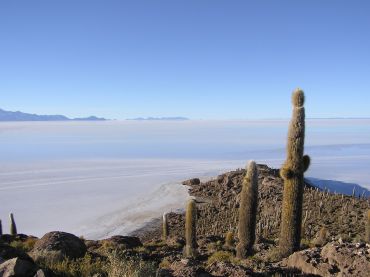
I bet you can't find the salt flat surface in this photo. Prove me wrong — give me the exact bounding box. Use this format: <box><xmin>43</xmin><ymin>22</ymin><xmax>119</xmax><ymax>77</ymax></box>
<box><xmin>0</xmin><ymin>120</ymin><xmax>369</xmax><ymax>238</ymax></box>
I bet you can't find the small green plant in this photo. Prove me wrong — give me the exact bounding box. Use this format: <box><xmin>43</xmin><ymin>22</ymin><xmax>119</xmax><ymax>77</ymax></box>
<box><xmin>236</xmin><ymin>161</ymin><xmax>258</xmax><ymax>259</ymax></box>
<box><xmin>134</xmin><ymin>246</ymin><xmax>150</xmax><ymax>255</ymax></box>
<box><xmin>207</xmin><ymin>251</ymin><xmax>236</xmax><ymax>265</ymax></box>
<box><xmin>9</xmin><ymin>213</ymin><xmax>17</xmax><ymax>236</ymax></box>
<box><xmin>207</xmin><ymin>241</ymin><xmax>223</xmax><ymax>253</ymax></box>
<box><xmin>106</xmin><ymin>251</ymin><xmax>157</xmax><ymax>277</ymax></box>
<box><xmin>159</xmin><ymin>257</ymin><xmax>171</xmax><ymax>269</ymax></box>
<box><xmin>38</xmin><ymin>254</ymin><xmax>106</xmax><ymax>277</ymax></box>
<box><xmin>144</xmin><ymin>240</ymin><xmax>166</xmax><ymax>248</ymax></box>
<box><xmin>183</xmin><ymin>199</ymin><xmax>197</xmax><ymax>258</ymax></box>
<box><xmin>10</xmin><ymin>237</ymin><xmax>37</xmax><ymax>252</ymax></box>
<box><xmin>300</xmin><ymin>238</ymin><xmax>313</xmax><ymax>249</ymax></box>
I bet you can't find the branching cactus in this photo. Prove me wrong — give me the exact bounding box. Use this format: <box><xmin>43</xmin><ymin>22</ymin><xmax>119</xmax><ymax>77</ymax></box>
<box><xmin>162</xmin><ymin>212</ymin><xmax>169</xmax><ymax>241</ymax></box>
<box><xmin>279</xmin><ymin>89</ymin><xmax>310</xmax><ymax>258</ymax></box>
<box><xmin>236</xmin><ymin>161</ymin><xmax>258</xmax><ymax>258</ymax></box>
<box><xmin>184</xmin><ymin>199</ymin><xmax>197</xmax><ymax>258</ymax></box>
<box><xmin>366</xmin><ymin>210</ymin><xmax>370</xmax><ymax>243</ymax></box>
<box><xmin>9</xmin><ymin>213</ymin><xmax>17</xmax><ymax>236</ymax></box>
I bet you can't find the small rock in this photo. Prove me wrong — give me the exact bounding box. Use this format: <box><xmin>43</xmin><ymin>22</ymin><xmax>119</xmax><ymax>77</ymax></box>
<box><xmin>33</xmin><ymin>269</ymin><xmax>48</xmax><ymax>277</ymax></box>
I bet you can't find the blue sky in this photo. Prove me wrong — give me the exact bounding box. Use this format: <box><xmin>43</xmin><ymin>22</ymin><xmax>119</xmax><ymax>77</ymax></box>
<box><xmin>0</xmin><ymin>0</ymin><xmax>369</xmax><ymax>119</ymax></box>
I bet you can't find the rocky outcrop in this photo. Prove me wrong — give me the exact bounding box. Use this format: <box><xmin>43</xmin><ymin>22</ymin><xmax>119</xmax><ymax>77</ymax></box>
<box><xmin>0</xmin><ymin>257</ymin><xmax>37</xmax><ymax>277</ymax></box>
<box><xmin>30</xmin><ymin>231</ymin><xmax>86</xmax><ymax>263</ymax></box>
<box><xmin>182</xmin><ymin>178</ymin><xmax>201</xmax><ymax>187</ymax></box>
<box><xmin>163</xmin><ymin>165</ymin><xmax>369</xmax><ymax>245</ymax></box>
<box><xmin>281</xmin><ymin>242</ymin><xmax>370</xmax><ymax>276</ymax></box>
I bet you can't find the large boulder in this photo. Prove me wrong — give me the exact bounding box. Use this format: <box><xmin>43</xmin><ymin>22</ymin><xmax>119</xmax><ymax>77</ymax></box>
<box><xmin>0</xmin><ymin>257</ymin><xmax>38</xmax><ymax>277</ymax></box>
<box><xmin>101</xmin><ymin>235</ymin><xmax>142</xmax><ymax>249</ymax></box>
<box><xmin>30</xmin><ymin>231</ymin><xmax>86</xmax><ymax>263</ymax></box>
<box><xmin>281</xmin><ymin>242</ymin><xmax>370</xmax><ymax>277</ymax></box>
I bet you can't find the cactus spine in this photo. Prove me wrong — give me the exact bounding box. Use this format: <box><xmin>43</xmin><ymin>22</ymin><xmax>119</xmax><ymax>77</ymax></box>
<box><xmin>9</xmin><ymin>213</ymin><xmax>17</xmax><ymax>236</ymax></box>
<box><xmin>162</xmin><ymin>212</ymin><xmax>169</xmax><ymax>241</ymax></box>
<box><xmin>366</xmin><ymin>210</ymin><xmax>370</xmax><ymax>243</ymax></box>
<box><xmin>184</xmin><ymin>199</ymin><xmax>197</xmax><ymax>258</ymax></box>
<box><xmin>236</xmin><ymin>161</ymin><xmax>258</xmax><ymax>258</ymax></box>
<box><xmin>279</xmin><ymin>89</ymin><xmax>310</xmax><ymax>257</ymax></box>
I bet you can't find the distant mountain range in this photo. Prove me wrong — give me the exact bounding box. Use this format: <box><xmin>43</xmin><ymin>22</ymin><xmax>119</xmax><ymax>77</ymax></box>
<box><xmin>127</xmin><ymin>117</ymin><xmax>189</xmax><ymax>121</ymax></box>
<box><xmin>306</xmin><ymin>177</ymin><xmax>370</xmax><ymax>197</ymax></box>
<box><xmin>0</xmin><ymin>108</ymin><xmax>107</xmax><ymax>121</ymax></box>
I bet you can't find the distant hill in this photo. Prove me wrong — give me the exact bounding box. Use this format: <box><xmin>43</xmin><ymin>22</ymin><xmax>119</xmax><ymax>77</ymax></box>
<box><xmin>127</xmin><ymin>117</ymin><xmax>189</xmax><ymax>121</ymax></box>
<box><xmin>306</xmin><ymin>177</ymin><xmax>370</xmax><ymax>197</ymax></box>
<box><xmin>0</xmin><ymin>108</ymin><xmax>107</xmax><ymax>121</ymax></box>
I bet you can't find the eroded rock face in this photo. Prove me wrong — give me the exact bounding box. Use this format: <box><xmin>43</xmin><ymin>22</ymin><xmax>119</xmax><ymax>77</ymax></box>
<box><xmin>0</xmin><ymin>257</ymin><xmax>37</xmax><ymax>277</ymax></box>
<box><xmin>30</xmin><ymin>231</ymin><xmax>86</xmax><ymax>263</ymax></box>
<box><xmin>282</xmin><ymin>242</ymin><xmax>370</xmax><ymax>277</ymax></box>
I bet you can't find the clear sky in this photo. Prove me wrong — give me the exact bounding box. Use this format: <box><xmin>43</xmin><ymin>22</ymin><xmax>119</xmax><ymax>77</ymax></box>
<box><xmin>0</xmin><ymin>0</ymin><xmax>369</xmax><ymax>120</ymax></box>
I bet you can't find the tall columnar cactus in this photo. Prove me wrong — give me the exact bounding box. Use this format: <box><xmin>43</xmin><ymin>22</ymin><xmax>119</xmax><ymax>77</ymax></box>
<box><xmin>184</xmin><ymin>199</ymin><xmax>197</xmax><ymax>258</ymax></box>
<box><xmin>366</xmin><ymin>210</ymin><xmax>370</xmax><ymax>243</ymax></box>
<box><xmin>0</xmin><ymin>219</ymin><xmax>2</xmax><ymax>236</ymax></box>
<box><xmin>236</xmin><ymin>161</ymin><xmax>258</xmax><ymax>258</ymax></box>
<box><xmin>162</xmin><ymin>212</ymin><xmax>169</xmax><ymax>241</ymax></box>
<box><xmin>279</xmin><ymin>89</ymin><xmax>310</xmax><ymax>257</ymax></box>
<box><xmin>9</xmin><ymin>213</ymin><xmax>17</xmax><ymax>236</ymax></box>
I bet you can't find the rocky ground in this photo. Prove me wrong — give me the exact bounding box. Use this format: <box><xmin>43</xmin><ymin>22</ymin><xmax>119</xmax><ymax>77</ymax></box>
<box><xmin>1</xmin><ymin>164</ymin><xmax>369</xmax><ymax>276</ymax></box>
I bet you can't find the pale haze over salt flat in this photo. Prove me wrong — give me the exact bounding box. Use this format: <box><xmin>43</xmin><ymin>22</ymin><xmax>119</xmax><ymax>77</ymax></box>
<box><xmin>0</xmin><ymin>119</ymin><xmax>369</xmax><ymax>239</ymax></box>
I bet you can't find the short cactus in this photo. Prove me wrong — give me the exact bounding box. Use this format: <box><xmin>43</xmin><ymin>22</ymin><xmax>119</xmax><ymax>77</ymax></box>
<box><xmin>162</xmin><ymin>212</ymin><xmax>169</xmax><ymax>241</ymax></box>
<box><xmin>9</xmin><ymin>213</ymin><xmax>17</xmax><ymax>236</ymax></box>
<box><xmin>236</xmin><ymin>161</ymin><xmax>258</xmax><ymax>258</ymax></box>
<box><xmin>366</xmin><ymin>210</ymin><xmax>370</xmax><ymax>243</ymax></box>
<box><xmin>224</xmin><ymin>231</ymin><xmax>234</xmax><ymax>249</ymax></box>
<box><xmin>184</xmin><ymin>199</ymin><xmax>197</xmax><ymax>258</ymax></box>
<box><xmin>279</xmin><ymin>89</ymin><xmax>310</xmax><ymax>257</ymax></box>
